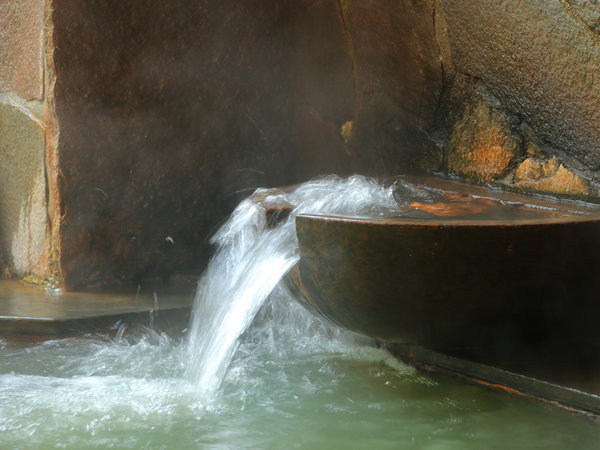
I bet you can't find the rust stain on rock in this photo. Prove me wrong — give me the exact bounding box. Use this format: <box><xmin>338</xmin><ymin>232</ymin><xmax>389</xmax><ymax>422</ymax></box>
<box><xmin>515</xmin><ymin>157</ymin><xmax>590</xmax><ymax>197</ymax></box>
<box><xmin>340</xmin><ymin>120</ymin><xmax>354</xmax><ymax>147</ymax></box>
<box><xmin>449</xmin><ymin>100</ymin><xmax>521</xmax><ymax>183</ymax></box>
<box><xmin>42</xmin><ymin>1</ymin><xmax>64</xmax><ymax>288</ymax></box>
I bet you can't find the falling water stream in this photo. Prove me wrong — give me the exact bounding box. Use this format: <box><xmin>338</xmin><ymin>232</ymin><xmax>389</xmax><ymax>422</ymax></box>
<box><xmin>185</xmin><ymin>175</ymin><xmax>401</xmax><ymax>391</ymax></box>
<box><xmin>0</xmin><ymin>176</ymin><xmax>599</xmax><ymax>448</ymax></box>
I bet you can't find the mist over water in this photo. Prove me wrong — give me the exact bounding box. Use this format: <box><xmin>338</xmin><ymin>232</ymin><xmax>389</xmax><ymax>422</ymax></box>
<box><xmin>0</xmin><ymin>175</ymin><xmax>599</xmax><ymax>448</ymax></box>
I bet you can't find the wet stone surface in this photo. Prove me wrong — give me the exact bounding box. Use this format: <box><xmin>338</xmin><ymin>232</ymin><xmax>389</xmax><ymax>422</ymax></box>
<box><xmin>0</xmin><ymin>280</ymin><xmax>194</xmax><ymax>335</ymax></box>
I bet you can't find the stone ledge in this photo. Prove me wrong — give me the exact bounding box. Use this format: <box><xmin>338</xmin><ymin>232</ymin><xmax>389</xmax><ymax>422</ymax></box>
<box><xmin>0</xmin><ymin>280</ymin><xmax>193</xmax><ymax>335</ymax></box>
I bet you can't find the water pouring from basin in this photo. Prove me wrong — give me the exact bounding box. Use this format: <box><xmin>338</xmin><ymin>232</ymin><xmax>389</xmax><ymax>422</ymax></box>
<box><xmin>185</xmin><ymin>175</ymin><xmax>404</xmax><ymax>391</ymax></box>
<box><xmin>187</xmin><ymin>173</ymin><xmax>600</xmax><ymax>398</ymax></box>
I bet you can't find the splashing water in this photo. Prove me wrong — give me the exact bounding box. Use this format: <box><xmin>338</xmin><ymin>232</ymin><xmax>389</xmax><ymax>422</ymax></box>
<box><xmin>185</xmin><ymin>175</ymin><xmax>403</xmax><ymax>391</ymax></box>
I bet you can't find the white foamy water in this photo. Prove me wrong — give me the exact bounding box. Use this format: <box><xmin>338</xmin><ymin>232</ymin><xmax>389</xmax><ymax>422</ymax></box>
<box><xmin>185</xmin><ymin>175</ymin><xmax>403</xmax><ymax>391</ymax></box>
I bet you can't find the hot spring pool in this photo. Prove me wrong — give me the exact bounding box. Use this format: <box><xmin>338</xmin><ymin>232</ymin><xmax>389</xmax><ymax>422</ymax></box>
<box><xmin>0</xmin><ymin>291</ymin><xmax>598</xmax><ymax>449</ymax></box>
<box><xmin>1</xmin><ymin>176</ymin><xmax>599</xmax><ymax>448</ymax></box>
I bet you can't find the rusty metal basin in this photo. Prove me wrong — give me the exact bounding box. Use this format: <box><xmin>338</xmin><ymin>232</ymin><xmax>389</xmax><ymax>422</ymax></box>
<box><xmin>284</xmin><ymin>177</ymin><xmax>600</xmax><ymax>363</ymax></box>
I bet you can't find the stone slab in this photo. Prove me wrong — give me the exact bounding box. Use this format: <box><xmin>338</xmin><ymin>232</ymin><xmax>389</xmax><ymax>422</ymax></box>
<box><xmin>0</xmin><ymin>100</ymin><xmax>50</xmax><ymax>278</ymax></box>
<box><xmin>0</xmin><ymin>0</ymin><xmax>45</xmax><ymax>100</ymax></box>
<box><xmin>340</xmin><ymin>0</ymin><xmax>444</xmax><ymax>174</ymax></box>
<box><xmin>50</xmin><ymin>0</ymin><xmax>301</xmax><ymax>287</ymax></box>
<box><xmin>0</xmin><ymin>280</ymin><xmax>194</xmax><ymax>335</ymax></box>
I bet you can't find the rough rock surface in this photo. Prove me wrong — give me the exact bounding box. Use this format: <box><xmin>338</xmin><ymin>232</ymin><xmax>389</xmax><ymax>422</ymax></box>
<box><xmin>0</xmin><ymin>0</ymin><xmax>45</xmax><ymax>100</ymax></box>
<box><xmin>439</xmin><ymin>0</ymin><xmax>600</xmax><ymax>173</ymax></box>
<box><xmin>448</xmin><ymin>100</ymin><xmax>522</xmax><ymax>183</ymax></box>
<box><xmin>566</xmin><ymin>0</ymin><xmax>600</xmax><ymax>32</ymax></box>
<box><xmin>515</xmin><ymin>158</ymin><xmax>591</xmax><ymax>198</ymax></box>
<box><xmin>0</xmin><ymin>100</ymin><xmax>50</xmax><ymax>277</ymax></box>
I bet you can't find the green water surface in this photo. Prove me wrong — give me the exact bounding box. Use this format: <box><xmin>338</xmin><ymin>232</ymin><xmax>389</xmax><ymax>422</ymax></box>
<box><xmin>0</xmin><ymin>296</ymin><xmax>598</xmax><ymax>449</ymax></box>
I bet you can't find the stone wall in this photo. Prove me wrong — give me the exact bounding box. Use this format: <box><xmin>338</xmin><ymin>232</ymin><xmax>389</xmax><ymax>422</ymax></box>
<box><xmin>1</xmin><ymin>0</ymin><xmax>600</xmax><ymax>287</ymax></box>
<box><xmin>50</xmin><ymin>0</ymin><xmax>298</xmax><ymax>286</ymax></box>
<box><xmin>0</xmin><ymin>0</ymin><xmax>52</xmax><ymax>281</ymax></box>
<box><xmin>437</xmin><ymin>0</ymin><xmax>600</xmax><ymax>199</ymax></box>
<box><xmin>47</xmin><ymin>0</ymin><xmax>359</xmax><ymax>286</ymax></box>
<box><xmin>329</xmin><ymin>0</ymin><xmax>600</xmax><ymax>200</ymax></box>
